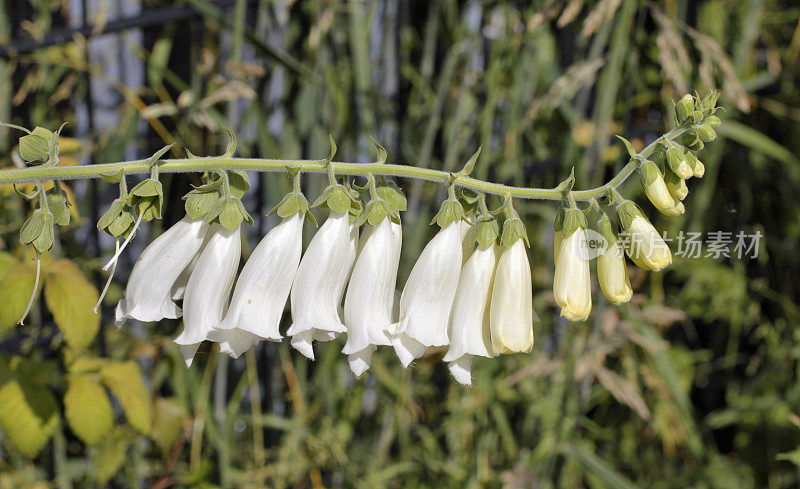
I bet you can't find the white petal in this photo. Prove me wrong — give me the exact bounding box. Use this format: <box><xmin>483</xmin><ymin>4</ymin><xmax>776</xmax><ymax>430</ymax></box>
<box><xmin>288</xmin><ymin>211</ymin><xmax>357</xmax><ymax>359</ymax></box>
<box><xmin>216</xmin><ymin>329</ymin><xmax>261</xmax><ymax>359</ymax></box>
<box><xmin>389</xmin><ymin>221</ymin><xmax>462</xmax><ymax>365</ymax></box>
<box><xmin>348</xmin><ymin>345</ymin><xmax>376</xmax><ymax>378</ymax></box>
<box><xmin>173</xmin><ymin>225</ymin><xmax>241</xmax><ymax>365</ymax></box>
<box><xmin>343</xmin><ymin>219</ymin><xmax>401</xmax><ymax>356</ymax></box>
<box><xmin>116</xmin><ymin>217</ymin><xmax>208</xmax><ymax>325</ymax></box>
<box><xmin>447</xmin><ymin>355</ymin><xmax>474</xmax><ymax>387</ymax></box>
<box><xmin>213</xmin><ymin>213</ymin><xmax>304</xmax><ymax>344</ymax></box>
<box><xmin>444</xmin><ymin>244</ymin><xmax>496</xmax><ymax>363</ymax></box>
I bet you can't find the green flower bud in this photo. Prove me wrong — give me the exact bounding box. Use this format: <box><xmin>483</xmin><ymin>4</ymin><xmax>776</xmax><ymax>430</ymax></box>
<box><xmin>665</xmin><ymin>147</ymin><xmax>693</xmax><ymax>179</ymax></box>
<box><xmin>676</xmin><ymin>94</ymin><xmax>694</xmax><ymax>122</ymax></box>
<box><xmin>640</xmin><ymin>160</ymin><xmax>680</xmax><ymax>215</ymax></box>
<box><xmin>431</xmin><ymin>198</ymin><xmax>465</xmax><ymax>228</ymax></box>
<box><xmin>696</xmin><ymin>124</ymin><xmax>716</xmax><ymax>142</ymax></box>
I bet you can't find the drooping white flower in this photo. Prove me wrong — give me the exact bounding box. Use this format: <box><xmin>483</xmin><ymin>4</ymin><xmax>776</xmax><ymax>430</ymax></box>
<box><xmin>618</xmin><ymin>201</ymin><xmax>672</xmax><ymax>271</ymax></box>
<box><xmin>553</xmin><ymin>224</ymin><xmax>592</xmax><ymax>322</ymax></box>
<box><xmin>115</xmin><ymin>216</ymin><xmax>209</xmax><ymax>327</ymax></box>
<box><xmin>343</xmin><ymin>217</ymin><xmax>402</xmax><ymax>377</ymax></box>
<box><xmin>490</xmin><ymin>239</ymin><xmax>536</xmax><ymax>354</ymax></box>
<box><xmin>388</xmin><ymin>220</ymin><xmax>463</xmax><ymax>367</ymax></box>
<box><xmin>596</xmin><ymin>216</ymin><xmax>632</xmax><ymax>304</ymax></box>
<box><xmin>211</xmin><ymin>213</ymin><xmax>305</xmax><ymax>359</ymax></box>
<box><xmin>287</xmin><ymin>211</ymin><xmax>358</xmax><ymax>360</ymax></box>
<box><xmin>172</xmin><ymin>225</ymin><xmax>241</xmax><ymax>366</ymax></box>
<box><xmin>443</xmin><ymin>243</ymin><xmax>497</xmax><ymax>386</ymax></box>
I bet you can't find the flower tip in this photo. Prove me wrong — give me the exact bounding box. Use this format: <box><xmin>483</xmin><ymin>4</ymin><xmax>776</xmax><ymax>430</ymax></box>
<box><xmin>390</xmin><ymin>334</ymin><xmax>427</xmax><ymax>368</ymax></box>
<box><xmin>448</xmin><ymin>357</ymin><xmax>474</xmax><ymax>387</ymax></box>
<box><xmin>347</xmin><ymin>348</ymin><xmax>375</xmax><ymax>378</ymax></box>
<box><xmin>178</xmin><ymin>344</ymin><xmax>199</xmax><ymax>367</ymax></box>
<box><xmin>290</xmin><ymin>336</ymin><xmax>317</xmax><ymax>361</ymax></box>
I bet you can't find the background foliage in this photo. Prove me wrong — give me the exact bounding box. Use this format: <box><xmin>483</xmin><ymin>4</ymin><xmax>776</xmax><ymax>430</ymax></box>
<box><xmin>1</xmin><ymin>0</ymin><xmax>799</xmax><ymax>487</ymax></box>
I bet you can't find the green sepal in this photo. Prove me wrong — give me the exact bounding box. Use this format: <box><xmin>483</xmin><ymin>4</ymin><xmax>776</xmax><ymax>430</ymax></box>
<box><xmin>146</xmin><ymin>143</ymin><xmax>174</xmax><ymax>168</ymax></box>
<box><xmin>106</xmin><ymin>212</ymin><xmax>135</xmax><ymax>238</ymax></box>
<box><xmin>616</xmin><ymin>200</ymin><xmax>644</xmax><ymax>231</ymax></box>
<box><xmin>706</xmin><ymin>114</ymin><xmax>721</xmax><ymax>127</ymax></box>
<box><xmin>665</xmin><ymin>147</ymin><xmax>684</xmax><ymax>173</ymax></box>
<box><xmin>555</xmin><ymin>167</ymin><xmax>576</xmax><ymax>191</ymax></box>
<box><xmin>311</xmin><ymin>185</ymin><xmax>351</xmax><ymax>214</ymax></box>
<box><xmin>639</xmin><ymin>160</ymin><xmax>661</xmax><ymax>187</ymax></box>
<box><xmin>227</xmin><ymin>170</ymin><xmax>250</xmax><ymax>199</ymax></box>
<box><xmin>46</xmin><ymin>190</ymin><xmax>70</xmax><ymax>226</ymax></box>
<box><xmin>474</xmin><ymin>216</ymin><xmax>499</xmax><ymax>249</ymax></box>
<box><xmin>183</xmin><ymin>188</ymin><xmax>220</xmax><ymax>220</ymax></box>
<box><xmin>376</xmin><ymin>181</ymin><xmax>407</xmax><ymax>212</ymax></box>
<box><xmin>456</xmin><ymin>188</ymin><xmax>481</xmax><ymax>216</ymax></box>
<box><xmin>97</xmin><ymin>199</ymin><xmax>126</xmax><ymax>231</ymax></box>
<box><xmin>690</xmin><ymin>110</ymin><xmax>704</xmax><ymax>124</ymax></box>
<box><xmin>19</xmin><ymin>209</ymin><xmax>46</xmax><ymax>246</ymax></box>
<box><xmin>431</xmin><ymin>199</ymin><xmax>465</xmax><ymax>228</ymax></box>
<box><xmin>20</xmin><ymin>208</ymin><xmax>54</xmax><ymax>253</ymax></box>
<box><xmin>684</xmin><ymin>151</ymin><xmax>700</xmax><ymax>173</ymax></box>
<box><xmin>32</xmin><ymin>213</ymin><xmax>55</xmax><ymax>253</ymax></box>
<box><xmin>675</xmin><ymin>94</ymin><xmax>694</xmax><ymax>122</ymax></box>
<box><xmin>596</xmin><ymin>214</ymin><xmax>618</xmax><ymax>247</ymax></box>
<box><xmin>700</xmin><ymin>91</ymin><xmax>720</xmax><ymax>111</ymax></box>
<box><xmin>128</xmin><ymin>179</ymin><xmax>163</xmax><ymax>221</ymax></box>
<box><xmin>554</xmin><ymin>206</ymin><xmax>566</xmax><ymax>232</ymax></box>
<box><xmin>500</xmin><ymin>217</ymin><xmax>529</xmax><ymax>248</ymax></box>
<box><xmin>357</xmin><ymin>200</ymin><xmax>389</xmax><ymax>227</ymax></box>
<box><xmin>208</xmin><ymin>197</ymin><xmax>253</xmax><ymax>230</ymax></box>
<box><xmin>696</xmin><ymin>124</ymin><xmax>716</xmax><ymax>142</ymax></box>
<box><xmin>561</xmin><ymin>208</ymin><xmax>587</xmax><ymax>237</ymax></box>
<box><xmin>18</xmin><ymin>134</ymin><xmax>51</xmax><ymax>163</ymax></box>
<box><xmin>347</xmin><ymin>191</ymin><xmax>365</xmax><ymax>224</ymax></box>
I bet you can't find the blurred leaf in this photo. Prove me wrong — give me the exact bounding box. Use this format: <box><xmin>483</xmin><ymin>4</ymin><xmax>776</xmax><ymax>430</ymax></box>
<box><xmin>43</xmin><ymin>259</ymin><xmax>100</xmax><ymax>350</ymax></box>
<box><xmin>0</xmin><ymin>380</ymin><xmax>59</xmax><ymax>458</ymax></box>
<box><xmin>0</xmin><ymin>260</ymin><xmax>39</xmax><ymax>332</ymax></box>
<box><xmin>151</xmin><ymin>397</ymin><xmax>186</xmax><ymax>455</ymax></box>
<box><xmin>64</xmin><ymin>374</ymin><xmax>113</xmax><ymax>445</ymax></box>
<box><xmin>100</xmin><ymin>361</ymin><xmax>153</xmax><ymax>434</ymax></box>
<box><xmin>93</xmin><ymin>430</ymin><xmax>128</xmax><ymax>484</ymax></box>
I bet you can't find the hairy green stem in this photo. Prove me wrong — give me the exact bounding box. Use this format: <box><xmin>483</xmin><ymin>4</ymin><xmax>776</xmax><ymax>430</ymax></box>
<box><xmin>0</xmin><ymin>125</ymin><xmax>689</xmax><ymax>201</ymax></box>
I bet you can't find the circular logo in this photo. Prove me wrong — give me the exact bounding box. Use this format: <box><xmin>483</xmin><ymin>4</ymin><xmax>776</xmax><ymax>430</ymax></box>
<box><xmin>577</xmin><ymin>229</ymin><xmax>609</xmax><ymax>260</ymax></box>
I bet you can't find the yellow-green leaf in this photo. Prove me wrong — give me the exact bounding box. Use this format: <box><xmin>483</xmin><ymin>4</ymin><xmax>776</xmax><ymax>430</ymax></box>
<box><xmin>93</xmin><ymin>431</ymin><xmax>127</xmax><ymax>484</ymax></box>
<box><xmin>0</xmin><ymin>261</ymin><xmax>39</xmax><ymax>332</ymax></box>
<box><xmin>44</xmin><ymin>259</ymin><xmax>100</xmax><ymax>350</ymax></box>
<box><xmin>0</xmin><ymin>252</ymin><xmax>17</xmax><ymax>279</ymax></box>
<box><xmin>0</xmin><ymin>380</ymin><xmax>59</xmax><ymax>458</ymax></box>
<box><xmin>151</xmin><ymin>397</ymin><xmax>187</xmax><ymax>454</ymax></box>
<box><xmin>100</xmin><ymin>361</ymin><xmax>152</xmax><ymax>434</ymax></box>
<box><xmin>64</xmin><ymin>375</ymin><xmax>113</xmax><ymax>445</ymax></box>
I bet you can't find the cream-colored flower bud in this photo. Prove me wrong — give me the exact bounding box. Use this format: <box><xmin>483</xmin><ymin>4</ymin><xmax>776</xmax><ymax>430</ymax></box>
<box><xmin>618</xmin><ymin>201</ymin><xmax>672</xmax><ymax>271</ymax></box>
<box><xmin>596</xmin><ymin>217</ymin><xmax>632</xmax><ymax>304</ymax></box>
<box><xmin>553</xmin><ymin>210</ymin><xmax>591</xmax><ymax>322</ymax></box>
<box><xmin>490</xmin><ymin>239</ymin><xmax>536</xmax><ymax>354</ymax></box>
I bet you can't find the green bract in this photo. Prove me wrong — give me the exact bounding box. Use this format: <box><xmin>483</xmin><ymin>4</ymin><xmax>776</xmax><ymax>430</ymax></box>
<box><xmin>206</xmin><ymin>197</ymin><xmax>254</xmax><ymax>230</ymax></box>
<box><xmin>312</xmin><ymin>185</ymin><xmax>353</xmax><ymax>214</ymax></box>
<box><xmin>18</xmin><ymin>126</ymin><xmax>55</xmax><ymax>164</ymax></box>
<box><xmin>98</xmin><ymin>198</ymin><xmax>135</xmax><ymax>238</ymax></box>
<box><xmin>269</xmin><ymin>192</ymin><xmax>317</xmax><ymax>226</ymax></box>
<box><xmin>20</xmin><ymin>208</ymin><xmax>55</xmax><ymax>253</ymax></box>
<box><xmin>561</xmin><ymin>208</ymin><xmax>587</xmax><ymax>237</ymax></box>
<box><xmin>473</xmin><ymin>215</ymin><xmax>499</xmax><ymax>249</ymax></box>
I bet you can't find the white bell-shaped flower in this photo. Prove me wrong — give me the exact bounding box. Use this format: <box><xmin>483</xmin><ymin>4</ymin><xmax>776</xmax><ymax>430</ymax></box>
<box><xmin>388</xmin><ymin>220</ymin><xmax>464</xmax><ymax>367</ymax></box>
<box><xmin>343</xmin><ymin>217</ymin><xmax>402</xmax><ymax>377</ymax></box>
<box><xmin>597</xmin><ymin>240</ymin><xmax>633</xmax><ymax>304</ymax></box>
<box><xmin>553</xmin><ymin>227</ymin><xmax>592</xmax><ymax>321</ymax></box>
<box><xmin>443</xmin><ymin>243</ymin><xmax>497</xmax><ymax>386</ymax></box>
<box><xmin>211</xmin><ymin>213</ymin><xmax>305</xmax><ymax>359</ymax></box>
<box><xmin>287</xmin><ymin>211</ymin><xmax>358</xmax><ymax>360</ymax></box>
<box><xmin>172</xmin><ymin>225</ymin><xmax>241</xmax><ymax>366</ymax></box>
<box><xmin>115</xmin><ymin>216</ymin><xmax>208</xmax><ymax>327</ymax></box>
<box><xmin>490</xmin><ymin>239</ymin><xmax>536</xmax><ymax>354</ymax></box>
<box><xmin>618</xmin><ymin>201</ymin><xmax>672</xmax><ymax>271</ymax></box>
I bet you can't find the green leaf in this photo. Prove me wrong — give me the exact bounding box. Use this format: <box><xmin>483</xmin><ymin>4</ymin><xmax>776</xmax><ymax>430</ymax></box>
<box><xmin>101</xmin><ymin>361</ymin><xmax>153</xmax><ymax>434</ymax></box>
<box><xmin>151</xmin><ymin>397</ymin><xmax>187</xmax><ymax>455</ymax></box>
<box><xmin>93</xmin><ymin>431</ymin><xmax>128</xmax><ymax>484</ymax></box>
<box><xmin>64</xmin><ymin>374</ymin><xmax>113</xmax><ymax>445</ymax></box>
<box><xmin>44</xmin><ymin>259</ymin><xmax>100</xmax><ymax>350</ymax></box>
<box><xmin>0</xmin><ymin>380</ymin><xmax>59</xmax><ymax>458</ymax></box>
<box><xmin>0</xmin><ymin>261</ymin><xmax>40</xmax><ymax>332</ymax></box>
<box><xmin>457</xmin><ymin>147</ymin><xmax>482</xmax><ymax>177</ymax></box>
